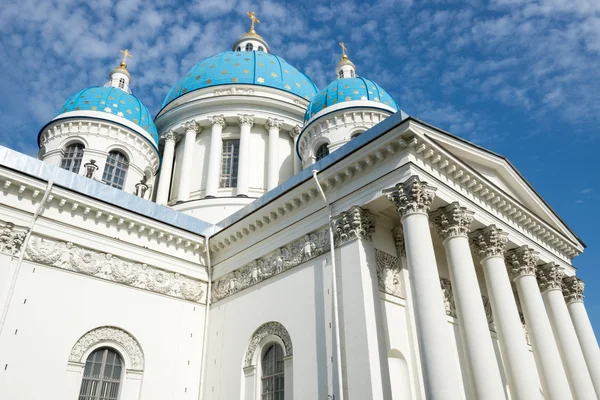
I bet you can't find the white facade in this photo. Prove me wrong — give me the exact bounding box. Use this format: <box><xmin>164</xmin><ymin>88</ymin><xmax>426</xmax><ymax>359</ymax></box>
<box><xmin>0</xmin><ymin>17</ymin><xmax>598</xmax><ymax>400</ymax></box>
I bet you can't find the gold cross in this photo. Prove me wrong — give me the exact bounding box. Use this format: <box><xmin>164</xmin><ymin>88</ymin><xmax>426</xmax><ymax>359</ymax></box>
<box><xmin>120</xmin><ymin>49</ymin><xmax>132</xmax><ymax>65</ymax></box>
<box><xmin>339</xmin><ymin>42</ymin><xmax>348</xmax><ymax>59</ymax></box>
<box><xmin>246</xmin><ymin>11</ymin><xmax>260</xmax><ymax>32</ymax></box>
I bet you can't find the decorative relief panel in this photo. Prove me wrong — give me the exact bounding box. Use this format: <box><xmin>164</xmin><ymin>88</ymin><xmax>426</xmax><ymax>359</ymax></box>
<box><xmin>213</xmin><ymin>87</ymin><xmax>254</xmax><ymax>96</ymax></box>
<box><xmin>212</xmin><ymin>228</ymin><xmax>330</xmax><ymax>302</ymax></box>
<box><xmin>374</xmin><ymin>249</ymin><xmax>403</xmax><ymax>298</ymax></box>
<box><xmin>25</xmin><ymin>235</ymin><xmax>205</xmax><ymax>303</ymax></box>
<box><xmin>0</xmin><ymin>221</ymin><xmax>27</xmax><ymax>256</ymax></box>
<box><xmin>244</xmin><ymin>321</ymin><xmax>293</xmax><ymax>368</ymax></box>
<box><xmin>482</xmin><ymin>295</ymin><xmax>495</xmax><ymax>330</ymax></box>
<box><xmin>440</xmin><ymin>278</ymin><xmax>457</xmax><ymax>317</ymax></box>
<box><xmin>69</xmin><ymin>326</ymin><xmax>144</xmax><ymax>371</ymax></box>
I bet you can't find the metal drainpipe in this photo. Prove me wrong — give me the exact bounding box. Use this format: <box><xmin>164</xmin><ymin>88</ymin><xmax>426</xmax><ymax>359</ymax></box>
<box><xmin>312</xmin><ymin>170</ymin><xmax>345</xmax><ymax>400</ymax></box>
<box><xmin>198</xmin><ymin>227</ymin><xmax>214</xmax><ymax>399</ymax></box>
<box><xmin>0</xmin><ymin>180</ymin><xmax>54</xmax><ymax>337</ymax></box>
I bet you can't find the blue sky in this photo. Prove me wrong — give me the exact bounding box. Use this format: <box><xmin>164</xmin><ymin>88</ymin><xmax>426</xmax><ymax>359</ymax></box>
<box><xmin>1</xmin><ymin>0</ymin><xmax>599</xmax><ymax>331</ymax></box>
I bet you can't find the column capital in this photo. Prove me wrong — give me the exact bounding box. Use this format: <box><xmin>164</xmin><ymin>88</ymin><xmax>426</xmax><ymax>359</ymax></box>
<box><xmin>159</xmin><ymin>130</ymin><xmax>178</xmax><ymax>143</ymax></box>
<box><xmin>265</xmin><ymin>117</ymin><xmax>283</xmax><ymax>130</ymax></box>
<box><xmin>505</xmin><ymin>246</ymin><xmax>539</xmax><ymax>280</ymax></box>
<box><xmin>209</xmin><ymin>115</ymin><xmax>227</xmax><ymax>128</ymax></box>
<box><xmin>469</xmin><ymin>225</ymin><xmax>508</xmax><ymax>260</ymax></box>
<box><xmin>431</xmin><ymin>202</ymin><xmax>474</xmax><ymax>240</ymax></box>
<box><xmin>536</xmin><ymin>262</ymin><xmax>564</xmax><ymax>293</ymax></box>
<box><xmin>385</xmin><ymin>175</ymin><xmax>436</xmax><ymax>218</ymax></box>
<box><xmin>289</xmin><ymin>125</ymin><xmax>301</xmax><ymax>140</ymax></box>
<box><xmin>563</xmin><ymin>276</ymin><xmax>585</xmax><ymax>303</ymax></box>
<box><xmin>331</xmin><ymin>206</ymin><xmax>375</xmax><ymax>247</ymax></box>
<box><xmin>184</xmin><ymin>119</ymin><xmax>200</xmax><ymax>133</ymax></box>
<box><xmin>393</xmin><ymin>227</ymin><xmax>406</xmax><ymax>257</ymax></box>
<box><xmin>237</xmin><ymin>113</ymin><xmax>255</xmax><ymax>127</ymax></box>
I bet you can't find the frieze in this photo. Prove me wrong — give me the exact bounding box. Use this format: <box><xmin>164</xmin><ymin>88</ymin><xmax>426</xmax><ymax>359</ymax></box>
<box><xmin>374</xmin><ymin>249</ymin><xmax>403</xmax><ymax>298</ymax></box>
<box><xmin>244</xmin><ymin>321</ymin><xmax>292</xmax><ymax>367</ymax></box>
<box><xmin>212</xmin><ymin>228</ymin><xmax>330</xmax><ymax>302</ymax></box>
<box><xmin>25</xmin><ymin>235</ymin><xmax>205</xmax><ymax>303</ymax></box>
<box><xmin>0</xmin><ymin>221</ymin><xmax>27</xmax><ymax>256</ymax></box>
<box><xmin>213</xmin><ymin>87</ymin><xmax>255</xmax><ymax>96</ymax></box>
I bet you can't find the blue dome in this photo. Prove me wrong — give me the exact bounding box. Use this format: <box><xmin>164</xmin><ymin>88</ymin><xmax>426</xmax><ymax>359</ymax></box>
<box><xmin>304</xmin><ymin>77</ymin><xmax>398</xmax><ymax>122</ymax></box>
<box><xmin>162</xmin><ymin>51</ymin><xmax>318</xmax><ymax>107</ymax></box>
<box><xmin>56</xmin><ymin>86</ymin><xmax>158</xmax><ymax>144</ymax></box>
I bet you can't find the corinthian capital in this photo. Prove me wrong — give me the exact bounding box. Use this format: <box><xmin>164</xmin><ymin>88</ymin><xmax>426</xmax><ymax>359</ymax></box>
<box><xmin>331</xmin><ymin>206</ymin><xmax>375</xmax><ymax>247</ymax></box>
<box><xmin>237</xmin><ymin>114</ymin><xmax>255</xmax><ymax>127</ymax></box>
<box><xmin>536</xmin><ymin>262</ymin><xmax>564</xmax><ymax>293</ymax></box>
<box><xmin>505</xmin><ymin>246</ymin><xmax>539</xmax><ymax>280</ymax></box>
<box><xmin>431</xmin><ymin>202</ymin><xmax>474</xmax><ymax>240</ymax></box>
<box><xmin>209</xmin><ymin>115</ymin><xmax>227</xmax><ymax>128</ymax></box>
<box><xmin>159</xmin><ymin>130</ymin><xmax>178</xmax><ymax>143</ymax></box>
<box><xmin>184</xmin><ymin>120</ymin><xmax>200</xmax><ymax>132</ymax></box>
<box><xmin>469</xmin><ymin>225</ymin><xmax>508</xmax><ymax>260</ymax></box>
<box><xmin>289</xmin><ymin>125</ymin><xmax>302</xmax><ymax>140</ymax></box>
<box><xmin>563</xmin><ymin>276</ymin><xmax>584</xmax><ymax>303</ymax></box>
<box><xmin>265</xmin><ymin>117</ymin><xmax>283</xmax><ymax>130</ymax></box>
<box><xmin>385</xmin><ymin>176</ymin><xmax>436</xmax><ymax>218</ymax></box>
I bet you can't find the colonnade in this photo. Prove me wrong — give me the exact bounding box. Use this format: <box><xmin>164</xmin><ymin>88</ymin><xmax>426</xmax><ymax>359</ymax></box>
<box><xmin>155</xmin><ymin>115</ymin><xmax>295</xmax><ymax>205</ymax></box>
<box><xmin>385</xmin><ymin>175</ymin><xmax>599</xmax><ymax>400</ymax></box>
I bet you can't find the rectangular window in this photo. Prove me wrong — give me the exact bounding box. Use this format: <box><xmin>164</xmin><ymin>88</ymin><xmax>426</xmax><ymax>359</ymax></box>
<box><xmin>220</xmin><ymin>139</ymin><xmax>240</xmax><ymax>188</ymax></box>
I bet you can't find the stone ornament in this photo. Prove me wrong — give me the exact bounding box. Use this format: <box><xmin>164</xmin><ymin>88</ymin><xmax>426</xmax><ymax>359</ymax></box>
<box><xmin>69</xmin><ymin>326</ymin><xmax>144</xmax><ymax>371</ymax></box>
<box><xmin>374</xmin><ymin>249</ymin><xmax>403</xmax><ymax>298</ymax></box>
<box><xmin>265</xmin><ymin>117</ymin><xmax>283</xmax><ymax>130</ymax></box>
<box><xmin>209</xmin><ymin>115</ymin><xmax>227</xmax><ymax>128</ymax></box>
<box><xmin>519</xmin><ymin>312</ymin><xmax>531</xmax><ymax>345</ymax></box>
<box><xmin>385</xmin><ymin>175</ymin><xmax>437</xmax><ymax>218</ymax></box>
<box><xmin>289</xmin><ymin>125</ymin><xmax>301</xmax><ymax>140</ymax></box>
<box><xmin>25</xmin><ymin>235</ymin><xmax>205</xmax><ymax>303</ymax></box>
<box><xmin>331</xmin><ymin>206</ymin><xmax>375</xmax><ymax>247</ymax></box>
<box><xmin>184</xmin><ymin>119</ymin><xmax>200</xmax><ymax>132</ymax></box>
<box><xmin>431</xmin><ymin>202</ymin><xmax>474</xmax><ymax>240</ymax></box>
<box><xmin>440</xmin><ymin>278</ymin><xmax>457</xmax><ymax>317</ymax></box>
<box><xmin>482</xmin><ymin>295</ymin><xmax>495</xmax><ymax>329</ymax></box>
<box><xmin>83</xmin><ymin>160</ymin><xmax>99</xmax><ymax>179</ymax></box>
<box><xmin>237</xmin><ymin>114</ymin><xmax>255</xmax><ymax>127</ymax></box>
<box><xmin>469</xmin><ymin>225</ymin><xmax>508</xmax><ymax>260</ymax></box>
<box><xmin>213</xmin><ymin>87</ymin><xmax>254</xmax><ymax>96</ymax></box>
<box><xmin>505</xmin><ymin>246</ymin><xmax>539</xmax><ymax>280</ymax></box>
<box><xmin>0</xmin><ymin>221</ymin><xmax>26</xmax><ymax>256</ymax></box>
<box><xmin>159</xmin><ymin>130</ymin><xmax>177</xmax><ymax>143</ymax></box>
<box><xmin>212</xmin><ymin>228</ymin><xmax>330</xmax><ymax>302</ymax></box>
<box><xmin>563</xmin><ymin>276</ymin><xmax>585</xmax><ymax>304</ymax></box>
<box><xmin>536</xmin><ymin>262</ymin><xmax>564</xmax><ymax>293</ymax></box>
<box><xmin>393</xmin><ymin>227</ymin><xmax>406</xmax><ymax>257</ymax></box>
<box><xmin>244</xmin><ymin>321</ymin><xmax>292</xmax><ymax>368</ymax></box>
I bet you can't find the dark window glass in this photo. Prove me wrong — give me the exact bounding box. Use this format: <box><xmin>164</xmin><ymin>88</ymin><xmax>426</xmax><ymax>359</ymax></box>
<box><xmin>102</xmin><ymin>151</ymin><xmax>128</xmax><ymax>190</ymax></box>
<box><xmin>78</xmin><ymin>348</ymin><xmax>122</xmax><ymax>400</ymax></box>
<box><xmin>261</xmin><ymin>343</ymin><xmax>284</xmax><ymax>400</ymax></box>
<box><xmin>220</xmin><ymin>140</ymin><xmax>240</xmax><ymax>188</ymax></box>
<box><xmin>315</xmin><ymin>144</ymin><xmax>329</xmax><ymax>161</ymax></box>
<box><xmin>246</xmin><ymin>43</ymin><xmax>254</xmax><ymax>51</ymax></box>
<box><xmin>60</xmin><ymin>143</ymin><xmax>84</xmax><ymax>173</ymax></box>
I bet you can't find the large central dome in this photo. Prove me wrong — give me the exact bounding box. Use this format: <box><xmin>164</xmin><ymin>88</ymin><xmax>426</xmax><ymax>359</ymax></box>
<box><xmin>162</xmin><ymin>51</ymin><xmax>318</xmax><ymax>108</ymax></box>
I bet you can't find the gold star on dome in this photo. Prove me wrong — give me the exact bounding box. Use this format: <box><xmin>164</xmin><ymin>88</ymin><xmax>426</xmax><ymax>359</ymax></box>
<box><xmin>209</xmin><ymin>64</ymin><xmax>215</xmax><ymax>68</ymax></box>
<box><xmin>361</xmin><ymin>96</ymin><xmax>367</xmax><ymax>100</ymax></box>
<box><xmin>234</xmin><ymin>62</ymin><xmax>240</xmax><ymax>66</ymax></box>
<box><xmin>345</xmin><ymin>96</ymin><xmax>351</xmax><ymax>101</ymax></box>
<box><xmin>257</xmin><ymin>77</ymin><xmax>265</xmax><ymax>83</ymax></box>
<box><xmin>284</xmin><ymin>69</ymin><xmax>289</xmax><ymax>73</ymax></box>
<box><xmin>206</xmin><ymin>79</ymin><xmax>213</xmax><ymax>84</ymax></box>
<box><xmin>104</xmin><ymin>107</ymin><xmax>112</xmax><ymax>113</ymax></box>
<box><xmin>258</xmin><ymin>62</ymin><xmax>264</xmax><ymax>67</ymax></box>
<box><xmin>117</xmin><ymin>111</ymin><xmax>124</xmax><ymax>117</ymax></box>
<box><xmin>232</xmin><ymin>77</ymin><xmax>239</xmax><ymax>82</ymax></box>
<box><xmin>222</xmin><ymin>70</ymin><xmax>228</xmax><ymax>74</ymax></box>
<box><xmin>243</xmin><ymin>69</ymin><xmax>250</xmax><ymax>74</ymax></box>
<box><xmin>91</xmin><ymin>106</ymin><xmax>97</xmax><ymax>110</ymax></box>
<box><xmin>271</xmin><ymin>72</ymin><xmax>277</xmax><ymax>77</ymax></box>
<box><xmin>127</xmin><ymin>110</ymin><xmax>132</xmax><ymax>114</ymax></box>
<box><xmin>285</xmin><ymin>84</ymin><xmax>291</xmax><ymax>90</ymax></box>
<box><xmin>353</xmin><ymin>90</ymin><xmax>359</xmax><ymax>94</ymax></box>
<box><xmin>295</xmin><ymin>82</ymin><xmax>301</xmax><ymax>87</ymax></box>
<box><xmin>195</xmin><ymin>75</ymin><xmax>202</xmax><ymax>80</ymax></box>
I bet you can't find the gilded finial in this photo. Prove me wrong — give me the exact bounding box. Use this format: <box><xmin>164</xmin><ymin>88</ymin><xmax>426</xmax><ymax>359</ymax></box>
<box><xmin>339</xmin><ymin>42</ymin><xmax>348</xmax><ymax>60</ymax></box>
<box><xmin>246</xmin><ymin>11</ymin><xmax>260</xmax><ymax>33</ymax></box>
<box><xmin>119</xmin><ymin>49</ymin><xmax>132</xmax><ymax>68</ymax></box>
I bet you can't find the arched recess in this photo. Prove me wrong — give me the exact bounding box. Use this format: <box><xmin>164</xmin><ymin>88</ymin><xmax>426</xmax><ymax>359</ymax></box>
<box><xmin>243</xmin><ymin>321</ymin><xmax>294</xmax><ymax>400</ymax></box>
<box><xmin>66</xmin><ymin>326</ymin><xmax>145</xmax><ymax>399</ymax></box>
<box><xmin>387</xmin><ymin>349</ymin><xmax>412</xmax><ymax>400</ymax></box>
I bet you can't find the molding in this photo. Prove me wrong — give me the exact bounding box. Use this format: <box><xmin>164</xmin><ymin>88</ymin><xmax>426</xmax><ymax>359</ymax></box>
<box><xmin>374</xmin><ymin>249</ymin><xmax>403</xmax><ymax>298</ymax></box>
<box><xmin>505</xmin><ymin>246</ymin><xmax>538</xmax><ymax>280</ymax></box>
<box><xmin>244</xmin><ymin>321</ymin><xmax>293</xmax><ymax>368</ymax></box>
<box><xmin>0</xmin><ymin>220</ymin><xmax>27</xmax><ymax>256</ymax></box>
<box><xmin>469</xmin><ymin>225</ymin><xmax>508</xmax><ymax>260</ymax></box>
<box><xmin>25</xmin><ymin>235</ymin><xmax>206</xmax><ymax>303</ymax></box>
<box><xmin>536</xmin><ymin>262</ymin><xmax>564</xmax><ymax>293</ymax></box>
<box><xmin>211</xmin><ymin>227</ymin><xmax>330</xmax><ymax>302</ymax></box>
<box><xmin>431</xmin><ymin>202</ymin><xmax>474</xmax><ymax>240</ymax></box>
<box><xmin>563</xmin><ymin>276</ymin><xmax>584</xmax><ymax>304</ymax></box>
<box><xmin>331</xmin><ymin>206</ymin><xmax>375</xmax><ymax>247</ymax></box>
<box><xmin>69</xmin><ymin>326</ymin><xmax>144</xmax><ymax>371</ymax></box>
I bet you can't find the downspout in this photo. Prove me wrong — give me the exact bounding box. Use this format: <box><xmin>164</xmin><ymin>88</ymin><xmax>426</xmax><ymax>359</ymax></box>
<box><xmin>0</xmin><ymin>180</ymin><xmax>54</xmax><ymax>337</ymax></box>
<box><xmin>312</xmin><ymin>170</ymin><xmax>345</xmax><ymax>400</ymax></box>
<box><xmin>198</xmin><ymin>226</ymin><xmax>214</xmax><ymax>399</ymax></box>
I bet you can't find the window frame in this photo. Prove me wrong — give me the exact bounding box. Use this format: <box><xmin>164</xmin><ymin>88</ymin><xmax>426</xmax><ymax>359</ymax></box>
<box><xmin>315</xmin><ymin>143</ymin><xmax>329</xmax><ymax>162</ymax></box>
<box><xmin>78</xmin><ymin>347</ymin><xmax>123</xmax><ymax>400</ymax></box>
<box><xmin>219</xmin><ymin>139</ymin><xmax>240</xmax><ymax>188</ymax></box>
<box><xmin>260</xmin><ymin>343</ymin><xmax>285</xmax><ymax>400</ymax></box>
<box><xmin>246</xmin><ymin>43</ymin><xmax>254</xmax><ymax>51</ymax></box>
<box><xmin>60</xmin><ymin>142</ymin><xmax>85</xmax><ymax>173</ymax></box>
<box><xmin>102</xmin><ymin>150</ymin><xmax>129</xmax><ymax>190</ymax></box>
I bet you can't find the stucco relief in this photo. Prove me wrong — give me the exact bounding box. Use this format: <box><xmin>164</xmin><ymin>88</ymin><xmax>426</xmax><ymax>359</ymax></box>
<box><xmin>25</xmin><ymin>235</ymin><xmax>205</xmax><ymax>303</ymax></box>
<box><xmin>331</xmin><ymin>206</ymin><xmax>375</xmax><ymax>247</ymax></box>
<box><xmin>69</xmin><ymin>326</ymin><xmax>144</xmax><ymax>371</ymax></box>
<box><xmin>0</xmin><ymin>221</ymin><xmax>26</xmax><ymax>256</ymax></box>
<box><xmin>440</xmin><ymin>278</ymin><xmax>457</xmax><ymax>317</ymax></box>
<box><xmin>213</xmin><ymin>87</ymin><xmax>254</xmax><ymax>96</ymax></box>
<box><xmin>244</xmin><ymin>321</ymin><xmax>292</xmax><ymax>368</ymax></box>
<box><xmin>374</xmin><ymin>249</ymin><xmax>403</xmax><ymax>298</ymax></box>
<box><xmin>212</xmin><ymin>228</ymin><xmax>330</xmax><ymax>302</ymax></box>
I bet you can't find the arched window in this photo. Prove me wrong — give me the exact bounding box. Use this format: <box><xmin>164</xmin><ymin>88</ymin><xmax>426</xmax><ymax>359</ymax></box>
<box><xmin>220</xmin><ymin>139</ymin><xmax>240</xmax><ymax>188</ymax></box>
<box><xmin>246</xmin><ymin>43</ymin><xmax>254</xmax><ymax>51</ymax></box>
<box><xmin>258</xmin><ymin>46</ymin><xmax>264</xmax><ymax>52</ymax></box>
<box><xmin>118</xmin><ymin>78</ymin><xmax>125</xmax><ymax>89</ymax></box>
<box><xmin>351</xmin><ymin>131</ymin><xmax>363</xmax><ymax>139</ymax></box>
<box><xmin>237</xmin><ymin>46</ymin><xmax>241</xmax><ymax>51</ymax></box>
<box><xmin>350</xmin><ymin>70</ymin><xmax>355</xmax><ymax>78</ymax></box>
<box><xmin>102</xmin><ymin>151</ymin><xmax>128</xmax><ymax>190</ymax></box>
<box><xmin>261</xmin><ymin>343</ymin><xmax>284</xmax><ymax>399</ymax></box>
<box><xmin>78</xmin><ymin>347</ymin><xmax>123</xmax><ymax>400</ymax></box>
<box><xmin>60</xmin><ymin>143</ymin><xmax>84</xmax><ymax>173</ymax></box>
<box><xmin>338</xmin><ymin>70</ymin><xmax>344</xmax><ymax>79</ymax></box>
<box><xmin>315</xmin><ymin>143</ymin><xmax>329</xmax><ymax>161</ymax></box>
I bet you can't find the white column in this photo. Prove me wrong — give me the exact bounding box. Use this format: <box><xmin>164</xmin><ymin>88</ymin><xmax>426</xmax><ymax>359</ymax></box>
<box><xmin>538</xmin><ymin>265</ymin><xmax>597</xmax><ymax>399</ymax></box>
<box><xmin>290</xmin><ymin>125</ymin><xmax>302</xmax><ymax>175</ymax></box>
<box><xmin>563</xmin><ymin>276</ymin><xmax>600</xmax><ymax>396</ymax></box>
<box><xmin>266</xmin><ymin>118</ymin><xmax>283</xmax><ymax>190</ymax></box>
<box><xmin>155</xmin><ymin>130</ymin><xmax>177</xmax><ymax>205</ymax></box>
<box><xmin>431</xmin><ymin>203</ymin><xmax>505</xmax><ymax>399</ymax></box>
<box><xmin>332</xmin><ymin>206</ymin><xmax>391</xmax><ymax>400</ymax></box>
<box><xmin>205</xmin><ymin>115</ymin><xmax>226</xmax><ymax>198</ymax></box>
<box><xmin>506</xmin><ymin>246</ymin><xmax>572</xmax><ymax>400</ymax></box>
<box><xmin>236</xmin><ymin>114</ymin><xmax>254</xmax><ymax>197</ymax></box>
<box><xmin>177</xmin><ymin>120</ymin><xmax>200</xmax><ymax>202</ymax></box>
<box><xmin>385</xmin><ymin>176</ymin><xmax>462</xmax><ymax>399</ymax></box>
<box><xmin>470</xmin><ymin>226</ymin><xmax>543</xmax><ymax>400</ymax></box>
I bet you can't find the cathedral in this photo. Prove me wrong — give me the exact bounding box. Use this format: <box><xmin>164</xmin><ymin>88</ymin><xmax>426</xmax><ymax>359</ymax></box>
<box><xmin>0</xmin><ymin>12</ymin><xmax>598</xmax><ymax>400</ymax></box>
